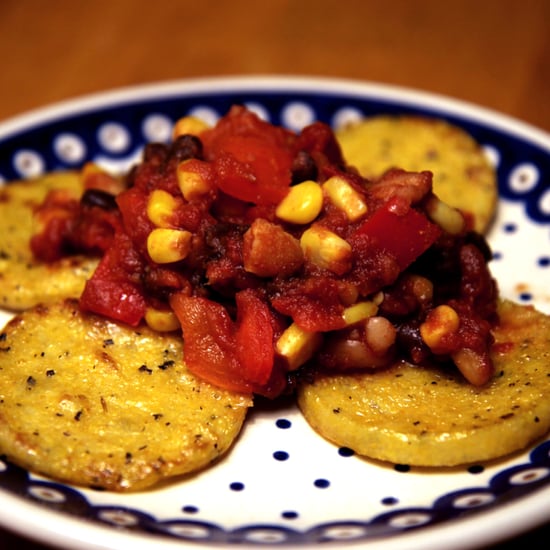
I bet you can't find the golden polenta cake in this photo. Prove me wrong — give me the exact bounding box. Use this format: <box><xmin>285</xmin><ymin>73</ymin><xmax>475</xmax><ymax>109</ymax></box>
<box><xmin>0</xmin><ymin>172</ymin><xmax>98</xmax><ymax>310</ymax></box>
<box><xmin>297</xmin><ymin>300</ymin><xmax>550</xmax><ymax>466</ymax></box>
<box><xmin>336</xmin><ymin>115</ymin><xmax>498</xmax><ymax>233</ymax></box>
<box><xmin>0</xmin><ymin>299</ymin><xmax>252</xmax><ymax>491</ymax></box>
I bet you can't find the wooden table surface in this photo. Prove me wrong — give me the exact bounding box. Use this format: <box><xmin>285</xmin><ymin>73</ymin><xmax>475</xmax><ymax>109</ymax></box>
<box><xmin>0</xmin><ymin>1</ymin><xmax>549</xmax><ymax>549</ymax></box>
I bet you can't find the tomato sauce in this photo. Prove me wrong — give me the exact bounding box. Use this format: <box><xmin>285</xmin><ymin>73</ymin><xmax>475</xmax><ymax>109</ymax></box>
<box><xmin>31</xmin><ymin>106</ymin><xmax>499</xmax><ymax>397</ymax></box>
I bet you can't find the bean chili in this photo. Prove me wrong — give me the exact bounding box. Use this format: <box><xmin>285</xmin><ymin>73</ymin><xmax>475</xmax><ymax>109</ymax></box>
<box><xmin>30</xmin><ymin>106</ymin><xmax>498</xmax><ymax>397</ymax></box>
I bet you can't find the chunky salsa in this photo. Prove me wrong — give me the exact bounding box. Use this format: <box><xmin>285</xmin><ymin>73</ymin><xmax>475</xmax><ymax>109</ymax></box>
<box><xmin>31</xmin><ymin>106</ymin><xmax>498</xmax><ymax>397</ymax></box>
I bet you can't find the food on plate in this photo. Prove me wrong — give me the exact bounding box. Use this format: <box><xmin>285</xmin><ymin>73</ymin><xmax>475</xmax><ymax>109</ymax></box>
<box><xmin>0</xmin><ymin>171</ymin><xmax>99</xmax><ymax>310</ymax></box>
<box><xmin>297</xmin><ymin>300</ymin><xmax>550</xmax><ymax>466</ymax></box>
<box><xmin>0</xmin><ymin>299</ymin><xmax>251</xmax><ymax>491</ymax></box>
<box><xmin>29</xmin><ymin>106</ymin><xmax>500</xmax><ymax>400</ymax></box>
<box><xmin>0</xmin><ymin>104</ymin><xmax>548</xmax><ymax>484</ymax></box>
<box><xmin>336</xmin><ymin>115</ymin><xmax>498</xmax><ymax>233</ymax></box>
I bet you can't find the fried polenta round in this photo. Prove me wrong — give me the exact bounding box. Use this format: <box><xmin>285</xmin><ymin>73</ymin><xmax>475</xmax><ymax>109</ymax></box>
<box><xmin>336</xmin><ymin>116</ymin><xmax>498</xmax><ymax>233</ymax></box>
<box><xmin>0</xmin><ymin>172</ymin><xmax>98</xmax><ymax>310</ymax></box>
<box><xmin>0</xmin><ymin>299</ymin><xmax>252</xmax><ymax>491</ymax></box>
<box><xmin>297</xmin><ymin>300</ymin><xmax>550</xmax><ymax>467</ymax></box>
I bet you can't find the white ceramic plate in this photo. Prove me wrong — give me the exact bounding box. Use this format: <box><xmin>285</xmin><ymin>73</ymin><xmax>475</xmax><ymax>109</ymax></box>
<box><xmin>0</xmin><ymin>77</ymin><xmax>549</xmax><ymax>550</ymax></box>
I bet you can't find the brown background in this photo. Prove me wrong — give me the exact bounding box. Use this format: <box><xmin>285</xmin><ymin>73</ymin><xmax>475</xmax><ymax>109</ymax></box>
<box><xmin>0</xmin><ymin>0</ymin><xmax>549</xmax><ymax>549</ymax></box>
<box><xmin>0</xmin><ymin>0</ymin><xmax>549</xmax><ymax>131</ymax></box>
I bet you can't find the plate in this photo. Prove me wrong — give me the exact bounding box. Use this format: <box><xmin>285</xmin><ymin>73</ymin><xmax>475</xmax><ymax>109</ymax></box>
<box><xmin>0</xmin><ymin>76</ymin><xmax>549</xmax><ymax>550</ymax></box>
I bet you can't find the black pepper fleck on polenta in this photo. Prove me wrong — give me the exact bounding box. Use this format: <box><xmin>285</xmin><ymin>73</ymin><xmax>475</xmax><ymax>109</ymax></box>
<box><xmin>297</xmin><ymin>300</ymin><xmax>550</xmax><ymax>466</ymax></box>
<box><xmin>0</xmin><ymin>299</ymin><xmax>252</xmax><ymax>491</ymax></box>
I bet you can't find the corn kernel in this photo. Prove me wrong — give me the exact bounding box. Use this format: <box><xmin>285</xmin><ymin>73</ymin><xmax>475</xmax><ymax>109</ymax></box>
<box><xmin>147</xmin><ymin>189</ymin><xmax>179</xmax><ymax>228</ymax></box>
<box><xmin>420</xmin><ymin>304</ymin><xmax>460</xmax><ymax>350</ymax></box>
<box><xmin>425</xmin><ymin>195</ymin><xmax>465</xmax><ymax>235</ymax></box>
<box><xmin>145</xmin><ymin>307</ymin><xmax>180</xmax><ymax>332</ymax></box>
<box><xmin>177</xmin><ymin>160</ymin><xmax>212</xmax><ymax>200</ymax></box>
<box><xmin>172</xmin><ymin>115</ymin><xmax>210</xmax><ymax>139</ymax></box>
<box><xmin>81</xmin><ymin>161</ymin><xmax>105</xmax><ymax>179</ymax></box>
<box><xmin>80</xmin><ymin>162</ymin><xmax>123</xmax><ymax>195</ymax></box>
<box><xmin>276</xmin><ymin>180</ymin><xmax>323</xmax><ymax>224</ymax></box>
<box><xmin>275</xmin><ymin>323</ymin><xmax>323</xmax><ymax>371</ymax></box>
<box><xmin>372</xmin><ymin>291</ymin><xmax>384</xmax><ymax>305</ymax></box>
<box><xmin>342</xmin><ymin>301</ymin><xmax>378</xmax><ymax>325</ymax></box>
<box><xmin>300</xmin><ymin>225</ymin><xmax>352</xmax><ymax>275</ymax></box>
<box><xmin>322</xmin><ymin>176</ymin><xmax>368</xmax><ymax>221</ymax></box>
<box><xmin>146</xmin><ymin>228</ymin><xmax>192</xmax><ymax>264</ymax></box>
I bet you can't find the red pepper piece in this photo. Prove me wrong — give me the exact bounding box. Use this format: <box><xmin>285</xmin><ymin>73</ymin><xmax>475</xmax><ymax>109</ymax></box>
<box><xmin>170</xmin><ymin>289</ymin><xmax>285</xmax><ymax>397</ymax></box>
<box><xmin>201</xmin><ymin>106</ymin><xmax>294</xmax><ymax>205</ymax></box>
<box><xmin>354</xmin><ymin>198</ymin><xmax>441</xmax><ymax>269</ymax></box>
<box><xmin>79</xmin><ymin>231</ymin><xmax>146</xmax><ymax>326</ymax></box>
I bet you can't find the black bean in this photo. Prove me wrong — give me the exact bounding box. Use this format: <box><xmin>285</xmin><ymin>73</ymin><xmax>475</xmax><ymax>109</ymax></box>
<box><xmin>396</xmin><ymin>320</ymin><xmax>430</xmax><ymax>364</ymax></box>
<box><xmin>81</xmin><ymin>189</ymin><xmax>118</xmax><ymax>211</ymax></box>
<box><xmin>291</xmin><ymin>151</ymin><xmax>318</xmax><ymax>184</ymax></box>
<box><xmin>142</xmin><ymin>142</ymin><xmax>169</xmax><ymax>164</ymax></box>
<box><xmin>169</xmin><ymin>134</ymin><xmax>203</xmax><ymax>162</ymax></box>
<box><xmin>465</xmin><ymin>231</ymin><xmax>493</xmax><ymax>262</ymax></box>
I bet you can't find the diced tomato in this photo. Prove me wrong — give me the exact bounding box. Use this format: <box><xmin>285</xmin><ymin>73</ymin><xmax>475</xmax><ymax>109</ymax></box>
<box><xmin>30</xmin><ymin>190</ymin><xmax>79</xmax><ymax>261</ymax></box>
<box><xmin>271</xmin><ymin>278</ymin><xmax>347</xmax><ymax>332</ymax></box>
<box><xmin>79</xmin><ymin>231</ymin><xmax>146</xmax><ymax>326</ymax></box>
<box><xmin>170</xmin><ymin>289</ymin><xmax>286</xmax><ymax>396</ymax></box>
<box><xmin>234</xmin><ymin>289</ymin><xmax>275</xmax><ymax>385</ymax></box>
<box><xmin>293</xmin><ymin>121</ymin><xmax>346</xmax><ymax>171</ymax></box>
<box><xmin>354</xmin><ymin>198</ymin><xmax>441</xmax><ymax>269</ymax></box>
<box><xmin>30</xmin><ymin>189</ymin><xmax>120</xmax><ymax>261</ymax></box>
<box><xmin>70</xmin><ymin>207</ymin><xmax>120</xmax><ymax>255</ymax></box>
<box><xmin>116</xmin><ymin>187</ymin><xmax>154</xmax><ymax>254</ymax></box>
<box><xmin>201</xmin><ymin>106</ymin><xmax>294</xmax><ymax>205</ymax></box>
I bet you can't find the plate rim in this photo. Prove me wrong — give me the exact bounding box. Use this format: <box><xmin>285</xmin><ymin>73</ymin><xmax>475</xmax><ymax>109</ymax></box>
<box><xmin>0</xmin><ymin>472</ymin><xmax>548</xmax><ymax>550</ymax></box>
<box><xmin>0</xmin><ymin>75</ymin><xmax>549</xmax><ymax>150</ymax></box>
<box><xmin>0</xmin><ymin>75</ymin><xmax>549</xmax><ymax>550</ymax></box>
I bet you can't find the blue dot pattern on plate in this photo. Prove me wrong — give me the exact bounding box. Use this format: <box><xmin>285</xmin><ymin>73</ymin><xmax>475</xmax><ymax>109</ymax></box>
<box><xmin>0</xmin><ymin>89</ymin><xmax>548</xmax><ymax>229</ymax></box>
<box><xmin>0</xmin><ymin>85</ymin><xmax>549</xmax><ymax>546</ymax></box>
<box><xmin>0</xmin><ymin>429</ymin><xmax>548</xmax><ymax>545</ymax></box>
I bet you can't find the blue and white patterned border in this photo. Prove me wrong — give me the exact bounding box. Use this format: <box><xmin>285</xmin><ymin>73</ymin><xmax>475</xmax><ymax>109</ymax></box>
<box><xmin>0</xmin><ymin>78</ymin><xmax>549</xmax><ymax>550</ymax></box>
